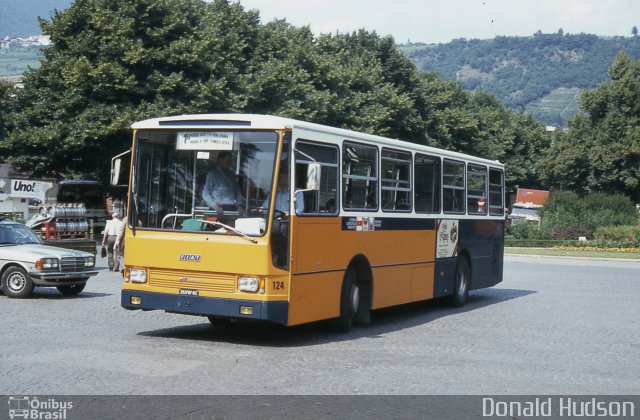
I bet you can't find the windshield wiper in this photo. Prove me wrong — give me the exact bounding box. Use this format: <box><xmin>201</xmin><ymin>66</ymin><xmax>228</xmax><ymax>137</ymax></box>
<box><xmin>199</xmin><ymin>220</ymin><xmax>258</xmax><ymax>244</ymax></box>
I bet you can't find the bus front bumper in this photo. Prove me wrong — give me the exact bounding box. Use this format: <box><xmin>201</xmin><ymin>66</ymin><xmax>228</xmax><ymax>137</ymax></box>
<box><xmin>121</xmin><ymin>290</ymin><xmax>288</xmax><ymax>326</ymax></box>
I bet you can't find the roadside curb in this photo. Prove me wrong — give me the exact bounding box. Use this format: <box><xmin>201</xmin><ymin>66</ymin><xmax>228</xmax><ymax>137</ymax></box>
<box><xmin>505</xmin><ymin>250</ymin><xmax>640</xmax><ymax>263</ymax></box>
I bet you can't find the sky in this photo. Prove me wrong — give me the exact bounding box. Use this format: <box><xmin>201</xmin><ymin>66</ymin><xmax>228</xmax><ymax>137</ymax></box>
<box><xmin>237</xmin><ymin>0</ymin><xmax>640</xmax><ymax>44</ymax></box>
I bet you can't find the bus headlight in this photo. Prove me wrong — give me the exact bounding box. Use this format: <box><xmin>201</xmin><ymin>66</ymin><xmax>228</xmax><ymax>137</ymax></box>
<box><xmin>129</xmin><ymin>268</ymin><xmax>148</xmax><ymax>284</ymax></box>
<box><xmin>238</xmin><ymin>276</ymin><xmax>259</xmax><ymax>292</ymax></box>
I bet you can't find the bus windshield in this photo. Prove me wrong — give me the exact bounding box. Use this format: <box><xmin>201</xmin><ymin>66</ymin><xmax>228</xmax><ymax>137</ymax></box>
<box><xmin>132</xmin><ymin>130</ymin><xmax>279</xmax><ymax>235</ymax></box>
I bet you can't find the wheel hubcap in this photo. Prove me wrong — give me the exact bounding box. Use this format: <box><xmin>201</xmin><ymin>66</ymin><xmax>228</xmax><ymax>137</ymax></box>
<box><xmin>8</xmin><ymin>273</ymin><xmax>26</xmax><ymax>293</ymax></box>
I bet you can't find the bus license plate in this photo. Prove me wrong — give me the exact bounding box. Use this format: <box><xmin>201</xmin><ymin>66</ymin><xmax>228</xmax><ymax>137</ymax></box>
<box><xmin>179</xmin><ymin>289</ymin><xmax>199</xmax><ymax>296</ymax></box>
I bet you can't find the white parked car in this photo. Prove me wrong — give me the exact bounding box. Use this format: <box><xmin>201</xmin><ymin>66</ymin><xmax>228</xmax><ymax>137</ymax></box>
<box><xmin>0</xmin><ymin>219</ymin><xmax>98</xmax><ymax>298</ymax></box>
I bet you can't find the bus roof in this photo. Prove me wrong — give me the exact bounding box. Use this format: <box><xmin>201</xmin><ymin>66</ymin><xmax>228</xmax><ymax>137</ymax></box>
<box><xmin>131</xmin><ymin>114</ymin><xmax>504</xmax><ymax>168</ymax></box>
<box><xmin>57</xmin><ymin>180</ymin><xmax>101</xmax><ymax>185</ymax></box>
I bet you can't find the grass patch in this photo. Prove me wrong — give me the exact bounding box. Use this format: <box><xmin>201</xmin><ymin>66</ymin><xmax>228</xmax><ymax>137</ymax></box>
<box><xmin>506</xmin><ymin>247</ymin><xmax>640</xmax><ymax>259</ymax></box>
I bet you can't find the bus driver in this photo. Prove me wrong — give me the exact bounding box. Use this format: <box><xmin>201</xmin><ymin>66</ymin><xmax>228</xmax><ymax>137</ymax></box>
<box><xmin>202</xmin><ymin>151</ymin><xmax>245</xmax><ymax>216</ymax></box>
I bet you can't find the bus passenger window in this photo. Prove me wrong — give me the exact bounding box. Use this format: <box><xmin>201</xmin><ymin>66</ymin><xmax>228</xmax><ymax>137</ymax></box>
<box><xmin>381</xmin><ymin>149</ymin><xmax>412</xmax><ymax>212</ymax></box>
<box><xmin>294</xmin><ymin>141</ymin><xmax>339</xmax><ymax>216</ymax></box>
<box><xmin>342</xmin><ymin>142</ymin><xmax>378</xmax><ymax>211</ymax></box>
<box><xmin>443</xmin><ymin>159</ymin><xmax>465</xmax><ymax>214</ymax></box>
<box><xmin>414</xmin><ymin>154</ymin><xmax>440</xmax><ymax>213</ymax></box>
<box><xmin>489</xmin><ymin>168</ymin><xmax>505</xmax><ymax>216</ymax></box>
<box><xmin>467</xmin><ymin>164</ymin><xmax>487</xmax><ymax>215</ymax></box>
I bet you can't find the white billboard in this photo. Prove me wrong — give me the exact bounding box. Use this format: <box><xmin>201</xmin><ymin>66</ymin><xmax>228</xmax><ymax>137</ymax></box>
<box><xmin>10</xmin><ymin>179</ymin><xmax>52</xmax><ymax>200</ymax></box>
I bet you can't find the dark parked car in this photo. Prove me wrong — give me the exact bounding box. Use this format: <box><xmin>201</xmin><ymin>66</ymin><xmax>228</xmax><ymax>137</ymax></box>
<box><xmin>0</xmin><ymin>220</ymin><xmax>98</xmax><ymax>298</ymax></box>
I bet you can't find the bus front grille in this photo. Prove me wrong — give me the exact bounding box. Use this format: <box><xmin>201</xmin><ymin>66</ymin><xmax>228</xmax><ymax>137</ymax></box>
<box><xmin>148</xmin><ymin>269</ymin><xmax>235</xmax><ymax>293</ymax></box>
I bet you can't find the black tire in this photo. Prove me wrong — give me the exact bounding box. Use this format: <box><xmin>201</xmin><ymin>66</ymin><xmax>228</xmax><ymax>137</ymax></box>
<box><xmin>1</xmin><ymin>266</ymin><xmax>34</xmax><ymax>298</ymax></box>
<box><xmin>56</xmin><ymin>282</ymin><xmax>87</xmax><ymax>296</ymax></box>
<box><xmin>332</xmin><ymin>267</ymin><xmax>360</xmax><ymax>333</ymax></box>
<box><xmin>207</xmin><ymin>316</ymin><xmax>232</xmax><ymax>327</ymax></box>
<box><xmin>449</xmin><ymin>257</ymin><xmax>470</xmax><ymax>307</ymax></box>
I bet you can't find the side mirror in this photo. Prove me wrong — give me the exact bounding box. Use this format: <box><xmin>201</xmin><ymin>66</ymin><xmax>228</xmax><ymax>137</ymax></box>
<box><xmin>111</xmin><ymin>158</ymin><xmax>122</xmax><ymax>185</ymax></box>
<box><xmin>111</xmin><ymin>150</ymin><xmax>131</xmax><ymax>187</ymax></box>
<box><xmin>306</xmin><ymin>163</ymin><xmax>321</xmax><ymax>191</ymax></box>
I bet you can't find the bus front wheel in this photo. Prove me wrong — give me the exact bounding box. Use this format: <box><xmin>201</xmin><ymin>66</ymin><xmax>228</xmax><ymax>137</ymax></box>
<box><xmin>449</xmin><ymin>257</ymin><xmax>470</xmax><ymax>307</ymax></box>
<box><xmin>333</xmin><ymin>267</ymin><xmax>359</xmax><ymax>333</ymax></box>
<box><xmin>207</xmin><ymin>316</ymin><xmax>232</xmax><ymax>328</ymax></box>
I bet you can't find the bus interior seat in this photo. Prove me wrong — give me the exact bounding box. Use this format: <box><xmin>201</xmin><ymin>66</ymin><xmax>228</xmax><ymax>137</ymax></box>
<box><xmin>182</xmin><ymin>218</ymin><xmax>205</xmax><ymax>231</ymax></box>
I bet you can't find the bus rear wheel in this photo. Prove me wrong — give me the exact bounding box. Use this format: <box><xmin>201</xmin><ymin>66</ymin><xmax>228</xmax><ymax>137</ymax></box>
<box><xmin>332</xmin><ymin>267</ymin><xmax>359</xmax><ymax>333</ymax></box>
<box><xmin>449</xmin><ymin>257</ymin><xmax>470</xmax><ymax>307</ymax></box>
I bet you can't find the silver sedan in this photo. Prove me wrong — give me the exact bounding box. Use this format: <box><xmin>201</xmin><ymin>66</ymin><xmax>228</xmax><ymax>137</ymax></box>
<box><xmin>0</xmin><ymin>220</ymin><xmax>98</xmax><ymax>298</ymax></box>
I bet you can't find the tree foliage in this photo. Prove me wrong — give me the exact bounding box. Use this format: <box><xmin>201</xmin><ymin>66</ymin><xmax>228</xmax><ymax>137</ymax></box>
<box><xmin>0</xmin><ymin>0</ymin><xmax>547</xmax><ymax>192</ymax></box>
<box><xmin>2</xmin><ymin>0</ymin><xmax>259</xmax><ymax>178</ymax></box>
<box><xmin>540</xmin><ymin>51</ymin><xmax>640</xmax><ymax>201</ymax></box>
<box><xmin>540</xmin><ymin>190</ymin><xmax>638</xmax><ymax>237</ymax></box>
<box><xmin>0</xmin><ymin>81</ymin><xmax>15</xmax><ymax>149</ymax></box>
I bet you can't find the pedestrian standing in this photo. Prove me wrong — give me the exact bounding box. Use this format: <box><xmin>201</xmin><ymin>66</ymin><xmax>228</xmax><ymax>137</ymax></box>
<box><xmin>102</xmin><ymin>211</ymin><xmax>125</xmax><ymax>271</ymax></box>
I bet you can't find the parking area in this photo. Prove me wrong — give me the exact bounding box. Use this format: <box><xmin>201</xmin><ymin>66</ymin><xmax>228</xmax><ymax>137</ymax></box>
<box><xmin>1</xmin><ymin>254</ymin><xmax>638</xmax><ymax>395</ymax></box>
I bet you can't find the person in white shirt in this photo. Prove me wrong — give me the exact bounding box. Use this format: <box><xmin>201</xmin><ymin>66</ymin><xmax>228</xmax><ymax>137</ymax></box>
<box><xmin>262</xmin><ymin>169</ymin><xmax>304</xmax><ymax>214</ymax></box>
<box><xmin>102</xmin><ymin>211</ymin><xmax>125</xmax><ymax>271</ymax></box>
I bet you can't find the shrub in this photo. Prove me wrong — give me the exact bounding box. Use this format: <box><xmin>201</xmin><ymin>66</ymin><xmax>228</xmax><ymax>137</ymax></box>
<box><xmin>550</xmin><ymin>225</ymin><xmax>593</xmax><ymax>240</ymax></box>
<box><xmin>594</xmin><ymin>225</ymin><xmax>640</xmax><ymax>247</ymax></box>
<box><xmin>540</xmin><ymin>191</ymin><xmax>583</xmax><ymax>229</ymax></box>
<box><xmin>540</xmin><ymin>191</ymin><xmax>638</xmax><ymax>237</ymax></box>
<box><xmin>507</xmin><ymin>221</ymin><xmax>550</xmax><ymax>239</ymax></box>
<box><xmin>582</xmin><ymin>193</ymin><xmax>638</xmax><ymax>229</ymax></box>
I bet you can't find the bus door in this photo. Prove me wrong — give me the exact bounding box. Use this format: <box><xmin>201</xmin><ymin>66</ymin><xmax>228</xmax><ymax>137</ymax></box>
<box><xmin>136</xmin><ymin>143</ymin><xmax>166</xmax><ymax>228</ymax></box>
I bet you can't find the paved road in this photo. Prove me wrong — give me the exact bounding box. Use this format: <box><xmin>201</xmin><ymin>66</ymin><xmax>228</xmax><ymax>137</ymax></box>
<box><xmin>1</xmin><ymin>254</ymin><xmax>638</xmax><ymax>395</ymax></box>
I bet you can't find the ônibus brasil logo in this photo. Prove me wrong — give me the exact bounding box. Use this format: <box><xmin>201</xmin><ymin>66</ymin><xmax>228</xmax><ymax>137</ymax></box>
<box><xmin>8</xmin><ymin>396</ymin><xmax>73</xmax><ymax>420</ymax></box>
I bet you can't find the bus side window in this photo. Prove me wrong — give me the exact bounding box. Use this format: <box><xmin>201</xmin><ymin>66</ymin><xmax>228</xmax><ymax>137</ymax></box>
<box><xmin>342</xmin><ymin>142</ymin><xmax>378</xmax><ymax>211</ymax></box>
<box><xmin>443</xmin><ymin>159</ymin><xmax>465</xmax><ymax>214</ymax></box>
<box><xmin>488</xmin><ymin>168</ymin><xmax>505</xmax><ymax>216</ymax></box>
<box><xmin>467</xmin><ymin>164</ymin><xmax>488</xmax><ymax>215</ymax></box>
<box><xmin>414</xmin><ymin>153</ymin><xmax>441</xmax><ymax>214</ymax></box>
<box><xmin>381</xmin><ymin>149</ymin><xmax>412</xmax><ymax>212</ymax></box>
<box><xmin>294</xmin><ymin>140</ymin><xmax>339</xmax><ymax>216</ymax></box>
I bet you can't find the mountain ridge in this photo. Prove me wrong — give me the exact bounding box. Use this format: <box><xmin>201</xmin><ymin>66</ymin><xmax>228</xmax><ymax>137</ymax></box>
<box><xmin>399</xmin><ymin>32</ymin><xmax>640</xmax><ymax>126</ymax></box>
<box><xmin>0</xmin><ymin>0</ymin><xmax>73</xmax><ymax>38</ymax></box>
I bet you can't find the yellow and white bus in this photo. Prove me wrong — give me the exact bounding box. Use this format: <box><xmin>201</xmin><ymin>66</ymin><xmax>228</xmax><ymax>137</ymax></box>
<box><xmin>119</xmin><ymin>114</ymin><xmax>505</xmax><ymax>331</ymax></box>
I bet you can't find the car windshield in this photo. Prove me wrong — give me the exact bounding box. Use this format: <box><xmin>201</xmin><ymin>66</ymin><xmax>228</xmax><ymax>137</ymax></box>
<box><xmin>0</xmin><ymin>223</ymin><xmax>41</xmax><ymax>245</ymax></box>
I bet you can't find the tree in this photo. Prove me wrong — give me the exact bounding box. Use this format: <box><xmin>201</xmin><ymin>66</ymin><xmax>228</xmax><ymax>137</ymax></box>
<box><xmin>539</xmin><ymin>51</ymin><xmax>640</xmax><ymax>201</ymax></box>
<box><xmin>1</xmin><ymin>0</ymin><xmax>548</xmax><ymax>192</ymax></box>
<box><xmin>1</xmin><ymin>0</ymin><xmax>260</xmax><ymax>178</ymax></box>
<box><xmin>0</xmin><ymin>81</ymin><xmax>15</xmax><ymax>153</ymax></box>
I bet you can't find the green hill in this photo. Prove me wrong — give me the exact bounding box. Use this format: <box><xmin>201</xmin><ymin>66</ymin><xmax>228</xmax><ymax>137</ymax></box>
<box><xmin>400</xmin><ymin>32</ymin><xmax>640</xmax><ymax>127</ymax></box>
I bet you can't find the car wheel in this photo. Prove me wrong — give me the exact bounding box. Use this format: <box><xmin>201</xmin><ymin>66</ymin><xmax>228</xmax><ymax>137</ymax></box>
<box><xmin>56</xmin><ymin>282</ymin><xmax>87</xmax><ymax>296</ymax></box>
<box><xmin>2</xmin><ymin>266</ymin><xmax>34</xmax><ymax>298</ymax></box>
